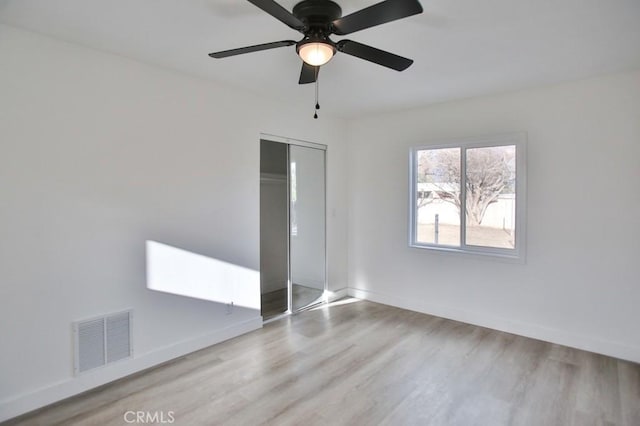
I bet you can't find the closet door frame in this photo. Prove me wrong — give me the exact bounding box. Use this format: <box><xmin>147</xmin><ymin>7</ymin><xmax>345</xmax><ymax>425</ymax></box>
<box><xmin>260</xmin><ymin>134</ymin><xmax>327</xmax><ymax>321</ymax></box>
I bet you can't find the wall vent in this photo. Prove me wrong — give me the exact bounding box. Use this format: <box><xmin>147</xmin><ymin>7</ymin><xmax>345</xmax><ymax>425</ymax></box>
<box><xmin>74</xmin><ymin>310</ymin><xmax>132</xmax><ymax>375</ymax></box>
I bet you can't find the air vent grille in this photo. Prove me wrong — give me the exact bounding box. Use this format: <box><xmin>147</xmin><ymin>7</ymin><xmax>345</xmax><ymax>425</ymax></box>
<box><xmin>106</xmin><ymin>312</ymin><xmax>131</xmax><ymax>363</ymax></box>
<box><xmin>77</xmin><ymin>318</ymin><xmax>105</xmax><ymax>373</ymax></box>
<box><xmin>74</xmin><ymin>310</ymin><xmax>132</xmax><ymax>375</ymax></box>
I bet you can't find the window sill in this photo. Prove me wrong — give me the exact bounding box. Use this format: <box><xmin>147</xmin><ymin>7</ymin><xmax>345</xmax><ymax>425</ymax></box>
<box><xmin>409</xmin><ymin>242</ymin><xmax>525</xmax><ymax>264</ymax></box>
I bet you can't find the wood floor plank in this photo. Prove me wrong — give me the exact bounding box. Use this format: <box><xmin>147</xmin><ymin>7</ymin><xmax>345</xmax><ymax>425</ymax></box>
<box><xmin>618</xmin><ymin>360</ymin><xmax>640</xmax><ymax>426</ymax></box>
<box><xmin>4</xmin><ymin>299</ymin><xmax>639</xmax><ymax>426</ymax></box>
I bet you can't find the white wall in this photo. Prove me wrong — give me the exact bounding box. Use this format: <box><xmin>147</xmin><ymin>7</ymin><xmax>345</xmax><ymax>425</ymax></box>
<box><xmin>347</xmin><ymin>70</ymin><xmax>640</xmax><ymax>362</ymax></box>
<box><xmin>0</xmin><ymin>24</ymin><xmax>348</xmax><ymax>421</ymax></box>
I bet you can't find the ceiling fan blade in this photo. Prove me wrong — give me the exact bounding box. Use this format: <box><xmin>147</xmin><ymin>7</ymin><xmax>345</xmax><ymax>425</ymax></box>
<box><xmin>209</xmin><ymin>40</ymin><xmax>296</xmax><ymax>58</ymax></box>
<box><xmin>332</xmin><ymin>0</ymin><xmax>423</xmax><ymax>36</ymax></box>
<box><xmin>247</xmin><ymin>0</ymin><xmax>306</xmax><ymax>31</ymax></box>
<box><xmin>299</xmin><ymin>62</ymin><xmax>319</xmax><ymax>84</ymax></box>
<box><xmin>337</xmin><ymin>40</ymin><xmax>413</xmax><ymax>71</ymax></box>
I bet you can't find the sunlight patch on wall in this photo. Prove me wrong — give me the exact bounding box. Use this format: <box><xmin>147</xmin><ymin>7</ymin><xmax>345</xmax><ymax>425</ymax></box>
<box><xmin>146</xmin><ymin>241</ymin><xmax>260</xmax><ymax>310</ymax></box>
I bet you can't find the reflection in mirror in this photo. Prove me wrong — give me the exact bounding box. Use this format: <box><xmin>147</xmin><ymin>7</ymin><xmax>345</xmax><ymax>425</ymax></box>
<box><xmin>289</xmin><ymin>145</ymin><xmax>326</xmax><ymax>311</ymax></box>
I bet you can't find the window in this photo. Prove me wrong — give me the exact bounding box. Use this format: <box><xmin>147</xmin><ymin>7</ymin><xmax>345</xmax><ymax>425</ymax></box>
<box><xmin>409</xmin><ymin>133</ymin><xmax>526</xmax><ymax>259</ymax></box>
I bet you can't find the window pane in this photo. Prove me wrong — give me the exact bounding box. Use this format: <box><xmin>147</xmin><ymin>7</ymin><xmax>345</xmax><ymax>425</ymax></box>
<box><xmin>415</xmin><ymin>148</ymin><xmax>461</xmax><ymax>246</ymax></box>
<box><xmin>465</xmin><ymin>145</ymin><xmax>516</xmax><ymax>249</ymax></box>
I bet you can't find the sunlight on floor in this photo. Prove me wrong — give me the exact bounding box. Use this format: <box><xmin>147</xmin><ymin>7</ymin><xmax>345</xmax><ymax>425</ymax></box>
<box><xmin>309</xmin><ymin>296</ymin><xmax>360</xmax><ymax>311</ymax></box>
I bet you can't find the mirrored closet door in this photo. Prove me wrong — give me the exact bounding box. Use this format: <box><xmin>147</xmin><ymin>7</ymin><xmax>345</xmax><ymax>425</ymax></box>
<box><xmin>259</xmin><ymin>138</ymin><xmax>326</xmax><ymax>320</ymax></box>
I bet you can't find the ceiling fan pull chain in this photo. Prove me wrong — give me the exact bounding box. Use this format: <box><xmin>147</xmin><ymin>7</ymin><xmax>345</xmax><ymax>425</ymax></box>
<box><xmin>314</xmin><ymin>67</ymin><xmax>320</xmax><ymax>119</ymax></box>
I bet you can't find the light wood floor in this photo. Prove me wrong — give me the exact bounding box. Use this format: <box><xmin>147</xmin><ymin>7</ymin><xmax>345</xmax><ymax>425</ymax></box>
<box><xmin>5</xmin><ymin>299</ymin><xmax>639</xmax><ymax>426</ymax></box>
<box><xmin>261</xmin><ymin>284</ymin><xmax>324</xmax><ymax>319</ymax></box>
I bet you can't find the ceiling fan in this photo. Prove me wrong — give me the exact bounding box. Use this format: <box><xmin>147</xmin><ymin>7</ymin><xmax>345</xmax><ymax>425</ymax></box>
<box><xmin>208</xmin><ymin>0</ymin><xmax>424</xmax><ymax>85</ymax></box>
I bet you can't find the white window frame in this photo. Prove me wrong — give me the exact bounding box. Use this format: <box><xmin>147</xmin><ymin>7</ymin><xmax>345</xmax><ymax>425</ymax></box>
<box><xmin>409</xmin><ymin>132</ymin><xmax>527</xmax><ymax>261</ymax></box>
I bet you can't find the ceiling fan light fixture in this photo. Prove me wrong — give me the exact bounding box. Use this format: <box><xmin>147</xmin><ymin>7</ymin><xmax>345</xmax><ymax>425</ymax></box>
<box><xmin>298</xmin><ymin>41</ymin><xmax>335</xmax><ymax>66</ymax></box>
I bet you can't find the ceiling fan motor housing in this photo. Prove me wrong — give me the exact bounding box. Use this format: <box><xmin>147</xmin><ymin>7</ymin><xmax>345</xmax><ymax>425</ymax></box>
<box><xmin>292</xmin><ymin>0</ymin><xmax>342</xmax><ymax>26</ymax></box>
<box><xmin>293</xmin><ymin>0</ymin><xmax>342</xmax><ymax>53</ymax></box>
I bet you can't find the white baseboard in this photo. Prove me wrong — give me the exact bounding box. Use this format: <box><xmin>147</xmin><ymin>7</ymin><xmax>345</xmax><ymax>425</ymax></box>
<box><xmin>0</xmin><ymin>316</ymin><xmax>263</xmax><ymax>423</ymax></box>
<box><xmin>348</xmin><ymin>287</ymin><xmax>640</xmax><ymax>363</ymax></box>
<box><xmin>326</xmin><ymin>287</ymin><xmax>349</xmax><ymax>302</ymax></box>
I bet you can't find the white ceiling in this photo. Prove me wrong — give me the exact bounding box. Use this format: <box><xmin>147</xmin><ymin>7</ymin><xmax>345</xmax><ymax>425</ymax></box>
<box><xmin>2</xmin><ymin>0</ymin><xmax>639</xmax><ymax>118</ymax></box>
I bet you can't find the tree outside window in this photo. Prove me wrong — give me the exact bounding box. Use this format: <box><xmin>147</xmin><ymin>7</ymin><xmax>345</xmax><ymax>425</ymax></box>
<box><xmin>410</xmin><ymin>134</ymin><xmax>525</xmax><ymax>259</ymax></box>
